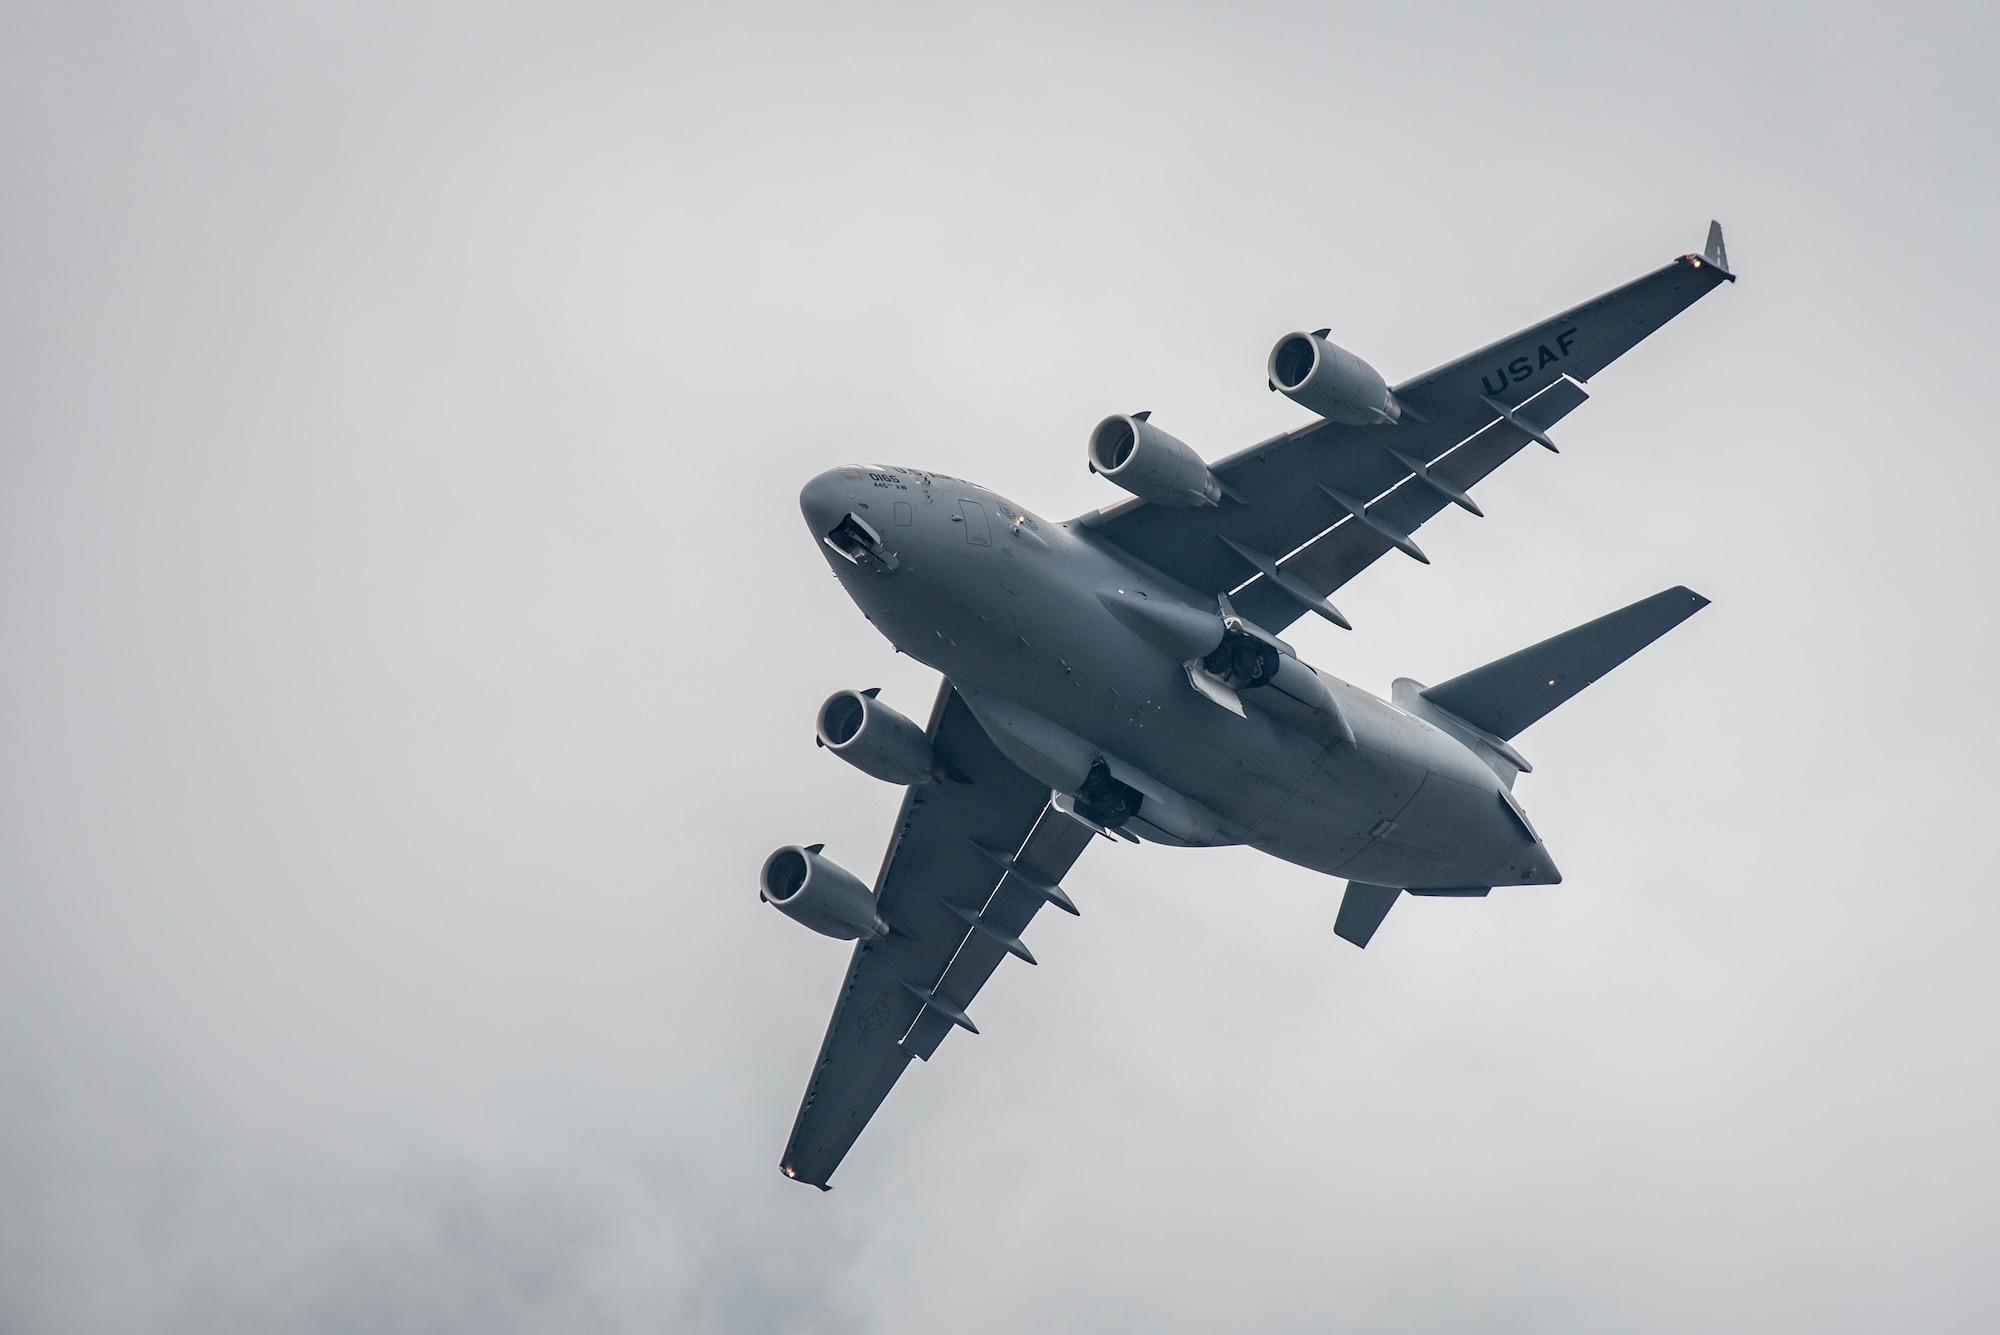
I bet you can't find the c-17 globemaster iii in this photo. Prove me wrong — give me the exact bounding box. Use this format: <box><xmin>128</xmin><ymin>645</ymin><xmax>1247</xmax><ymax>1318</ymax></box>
<box><xmin>763</xmin><ymin>224</ymin><xmax>1735</xmax><ymax>1188</ymax></box>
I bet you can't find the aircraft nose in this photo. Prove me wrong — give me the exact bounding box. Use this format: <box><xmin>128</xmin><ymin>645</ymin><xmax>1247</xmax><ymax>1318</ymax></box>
<box><xmin>799</xmin><ymin>469</ymin><xmax>855</xmax><ymax>537</ymax></box>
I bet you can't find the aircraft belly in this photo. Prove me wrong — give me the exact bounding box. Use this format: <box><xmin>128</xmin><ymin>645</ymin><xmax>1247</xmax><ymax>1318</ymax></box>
<box><xmin>1249</xmin><ymin>743</ymin><xmax>1426</xmax><ymax>875</ymax></box>
<box><xmin>1332</xmin><ymin>770</ymin><xmax>1519</xmax><ymax>887</ymax></box>
<box><xmin>780</xmin><ymin>230</ymin><xmax>1734</xmax><ymax>1184</ymax></box>
<box><xmin>953</xmin><ymin>650</ymin><xmax>1321</xmax><ymax>843</ymax></box>
<box><xmin>1116</xmin><ymin>696</ymin><xmax>1326</xmax><ymax>840</ymax></box>
<box><xmin>835</xmin><ymin>501</ymin><xmax>1512</xmax><ymax>867</ymax></box>
<box><xmin>849</xmin><ymin>522</ymin><xmax>1324</xmax><ymax>840</ymax></box>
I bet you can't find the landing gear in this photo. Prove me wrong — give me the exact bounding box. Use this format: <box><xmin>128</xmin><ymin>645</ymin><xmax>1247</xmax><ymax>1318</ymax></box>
<box><xmin>1074</xmin><ymin>758</ymin><xmax>1143</xmax><ymax>829</ymax></box>
<box><xmin>1201</xmin><ymin>629</ymin><xmax>1281</xmax><ymax>690</ymax></box>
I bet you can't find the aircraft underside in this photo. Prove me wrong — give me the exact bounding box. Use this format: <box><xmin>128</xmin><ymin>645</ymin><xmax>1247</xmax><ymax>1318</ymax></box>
<box><xmin>763</xmin><ymin>225</ymin><xmax>1732</xmax><ymax>1187</ymax></box>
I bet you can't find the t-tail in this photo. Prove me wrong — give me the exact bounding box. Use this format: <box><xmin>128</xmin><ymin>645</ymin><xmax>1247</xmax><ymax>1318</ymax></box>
<box><xmin>1335</xmin><ymin>586</ymin><xmax>1710</xmax><ymax>948</ymax></box>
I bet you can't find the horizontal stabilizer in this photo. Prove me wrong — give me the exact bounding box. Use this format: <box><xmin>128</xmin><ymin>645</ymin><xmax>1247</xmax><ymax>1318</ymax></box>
<box><xmin>1423</xmin><ymin>586</ymin><xmax>1709</xmax><ymax>741</ymax></box>
<box><xmin>1335</xmin><ymin>882</ymin><xmax>1401</xmax><ymax>948</ymax></box>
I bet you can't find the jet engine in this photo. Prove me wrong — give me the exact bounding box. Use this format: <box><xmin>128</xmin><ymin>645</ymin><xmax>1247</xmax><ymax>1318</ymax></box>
<box><xmin>1087</xmin><ymin>414</ymin><xmax>1224</xmax><ymax>507</ymax></box>
<box><xmin>1267</xmin><ymin>331</ymin><xmax>1401</xmax><ymax>425</ymax></box>
<box><xmin>816</xmin><ymin>688</ymin><xmax>934</xmax><ymax>785</ymax></box>
<box><xmin>759</xmin><ymin>844</ymin><xmax>891</xmax><ymax>940</ymax></box>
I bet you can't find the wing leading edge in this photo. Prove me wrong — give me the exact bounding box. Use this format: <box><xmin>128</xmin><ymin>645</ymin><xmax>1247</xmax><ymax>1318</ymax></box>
<box><xmin>780</xmin><ymin>682</ymin><xmax>1095</xmax><ymax>1188</ymax></box>
<box><xmin>1079</xmin><ymin>233</ymin><xmax>1735</xmax><ymax>633</ymax></box>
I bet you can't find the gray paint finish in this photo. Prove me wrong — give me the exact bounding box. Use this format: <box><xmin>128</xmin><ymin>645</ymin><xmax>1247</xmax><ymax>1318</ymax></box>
<box><xmin>10</xmin><ymin>8</ymin><xmax>1999</xmax><ymax>1330</ymax></box>
<box><xmin>774</xmin><ymin>238</ymin><xmax>1726</xmax><ymax>1186</ymax></box>
<box><xmin>1422</xmin><ymin>586</ymin><xmax>1713</xmax><ymax>741</ymax></box>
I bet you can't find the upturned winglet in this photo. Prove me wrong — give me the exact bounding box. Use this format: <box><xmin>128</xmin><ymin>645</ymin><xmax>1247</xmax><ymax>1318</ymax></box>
<box><xmin>1701</xmin><ymin>220</ymin><xmax>1734</xmax><ymax>279</ymax></box>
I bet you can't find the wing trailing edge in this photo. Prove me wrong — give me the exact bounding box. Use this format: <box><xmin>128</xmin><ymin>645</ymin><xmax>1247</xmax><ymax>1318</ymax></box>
<box><xmin>1076</xmin><ymin>235</ymin><xmax>1734</xmax><ymax>635</ymax></box>
<box><xmin>778</xmin><ymin>688</ymin><xmax>1096</xmax><ymax>1190</ymax></box>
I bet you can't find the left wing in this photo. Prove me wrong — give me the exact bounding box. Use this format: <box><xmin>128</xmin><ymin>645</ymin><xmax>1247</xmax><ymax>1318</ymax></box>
<box><xmin>780</xmin><ymin>681</ymin><xmax>1095</xmax><ymax>1188</ymax></box>
<box><xmin>1077</xmin><ymin>236</ymin><xmax>1734</xmax><ymax>634</ymax></box>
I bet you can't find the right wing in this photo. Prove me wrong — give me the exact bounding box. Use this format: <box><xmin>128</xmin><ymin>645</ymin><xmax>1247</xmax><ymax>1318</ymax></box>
<box><xmin>1078</xmin><ymin>233</ymin><xmax>1735</xmax><ymax>634</ymax></box>
<box><xmin>780</xmin><ymin>681</ymin><xmax>1096</xmax><ymax>1189</ymax></box>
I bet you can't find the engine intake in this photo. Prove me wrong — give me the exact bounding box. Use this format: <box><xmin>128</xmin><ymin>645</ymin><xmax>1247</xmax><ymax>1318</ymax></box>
<box><xmin>816</xmin><ymin>689</ymin><xmax>934</xmax><ymax>785</ymax></box>
<box><xmin>1088</xmin><ymin>414</ymin><xmax>1224</xmax><ymax>508</ymax></box>
<box><xmin>1268</xmin><ymin>332</ymin><xmax>1401</xmax><ymax>426</ymax></box>
<box><xmin>760</xmin><ymin>845</ymin><xmax>890</xmax><ymax>940</ymax></box>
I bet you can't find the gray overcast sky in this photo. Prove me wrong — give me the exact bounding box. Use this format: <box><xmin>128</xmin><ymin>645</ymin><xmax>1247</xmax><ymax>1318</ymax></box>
<box><xmin>3</xmin><ymin>2</ymin><xmax>1996</xmax><ymax>1331</ymax></box>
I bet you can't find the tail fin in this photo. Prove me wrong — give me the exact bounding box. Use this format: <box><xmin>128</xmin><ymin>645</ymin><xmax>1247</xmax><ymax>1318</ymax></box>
<box><xmin>1421</xmin><ymin>586</ymin><xmax>1709</xmax><ymax>742</ymax></box>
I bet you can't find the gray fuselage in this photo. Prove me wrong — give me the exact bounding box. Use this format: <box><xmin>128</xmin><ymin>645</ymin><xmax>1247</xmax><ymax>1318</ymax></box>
<box><xmin>801</xmin><ymin>465</ymin><xmax>1560</xmax><ymax>890</ymax></box>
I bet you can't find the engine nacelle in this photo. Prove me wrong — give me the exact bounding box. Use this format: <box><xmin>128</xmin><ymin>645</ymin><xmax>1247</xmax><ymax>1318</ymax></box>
<box><xmin>1087</xmin><ymin>414</ymin><xmax>1224</xmax><ymax>507</ymax></box>
<box><xmin>759</xmin><ymin>845</ymin><xmax>890</xmax><ymax>941</ymax></box>
<box><xmin>1267</xmin><ymin>332</ymin><xmax>1401</xmax><ymax>426</ymax></box>
<box><xmin>816</xmin><ymin>688</ymin><xmax>934</xmax><ymax>785</ymax></box>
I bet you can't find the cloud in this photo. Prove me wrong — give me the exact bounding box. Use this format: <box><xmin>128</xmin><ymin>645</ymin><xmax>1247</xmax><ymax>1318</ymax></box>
<box><xmin>2</xmin><ymin>2</ymin><xmax>1997</xmax><ymax>1332</ymax></box>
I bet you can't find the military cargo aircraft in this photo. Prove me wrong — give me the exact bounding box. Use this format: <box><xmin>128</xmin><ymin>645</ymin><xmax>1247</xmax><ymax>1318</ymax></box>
<box><xmin>764</xmin><ymin>225</ymin><xmax>1735</xmax><ymax>1188</ymax></box>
